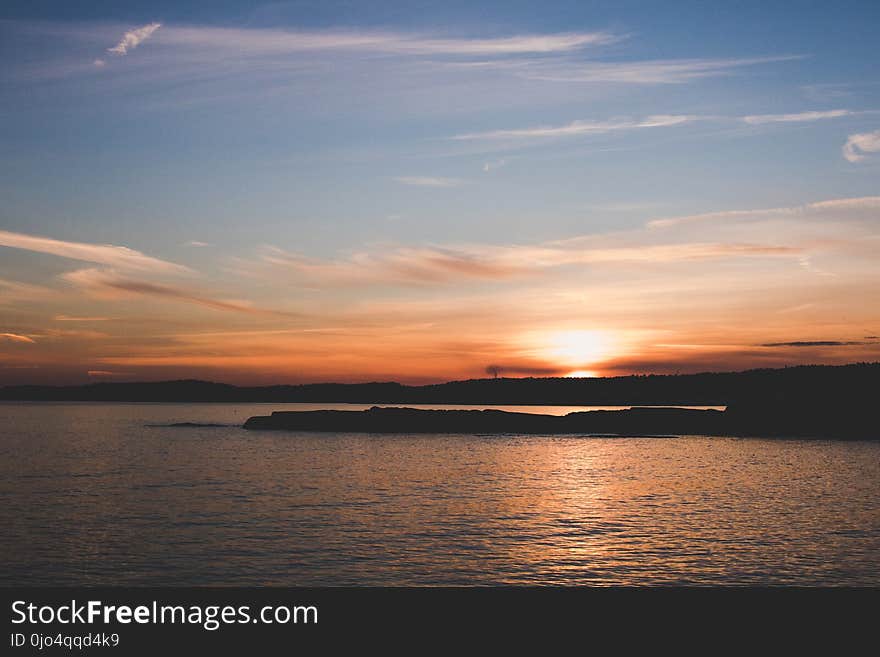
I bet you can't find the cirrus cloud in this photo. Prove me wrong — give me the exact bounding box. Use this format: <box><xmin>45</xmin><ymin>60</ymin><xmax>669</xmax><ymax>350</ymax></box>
<box><xmin>1</xmin><ymin>333</ymin><xmax>35</xmax><ymax>344</ymax></box>
<box><xmin>451</xmin><ymin>114</ymin><xmax>693</xmax><ymax>140</ymax></box>
<box><xmin>742</xmin><ymin>109</ymin><xmax>853</xmax><ymax>125</ymax></box>
<box><xmin>514</xmin><ymin>55</ymin><xmax>802</xmax><ymax>84</ymax></box>
<box><xmin>107</xmin><ymin>22</ymin><xmax>161</xmax><ymax>56</ymax></box>
<box><xmin>154</xmin><ymin>26</ymin><xmax>617</xmax><ymax>56</ymax></box>
<box><xmin>256</xmin><ymin>239</ymin><xmax>801</xmax><ymax>288</ymax></box>
<box><xmin>62</xmin><ymin>267</ymin><xmax>296</xmax><ymax>317</ymax></box>
<box><xmin>0</xmin><ymin>229</ymin><xmax>189</xmax><ymax>274</ymax></box>
<box><xmin>647</xmin><ymin>196</ymin><xmax>880</xmax><ymax>229</ymax></box>
<box><xmin>842</xmin><ymin>129</ymin><xmax>880</xmax><ymax>162</ymax></box>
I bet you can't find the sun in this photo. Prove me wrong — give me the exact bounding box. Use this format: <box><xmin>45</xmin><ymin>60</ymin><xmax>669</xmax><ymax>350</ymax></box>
<box><xmin>565</xmin><ymin>369</ymin><xmax>599</xmax><ymax>378</ymax></box>
<box><xmin>520</xmin><ymin>329</ymin><xmax>616</xmax><ymax>376</ymax></box>
<box><xmin>545</xmin><ymin>330</ymin><xmax>612</xmax><ymax>365</ymax></box>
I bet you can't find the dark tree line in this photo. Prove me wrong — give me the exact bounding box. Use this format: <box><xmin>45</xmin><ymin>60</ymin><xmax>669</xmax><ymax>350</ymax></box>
<box><xmin>1</xmin><ymin>362</ymin><xmax>877</xmax><ymax>406</ymax></box>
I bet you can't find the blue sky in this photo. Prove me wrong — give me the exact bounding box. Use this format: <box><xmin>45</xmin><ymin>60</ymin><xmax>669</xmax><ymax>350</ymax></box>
<box><xmin>1</xmin><ymin>1</ymin><xmax>879</xmax><ymax>383</ymax></box>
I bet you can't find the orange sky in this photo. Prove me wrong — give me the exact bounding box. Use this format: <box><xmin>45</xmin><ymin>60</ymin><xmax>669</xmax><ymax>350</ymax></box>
<box><xmin>2</xmin><ymin>197</ymin><xmax>879</xmax><ymax>385</ymax></box>
<box><xmin>3</xmin><ymin>15</ymin><xmax>880</xmax><ymax>385</ymax></box>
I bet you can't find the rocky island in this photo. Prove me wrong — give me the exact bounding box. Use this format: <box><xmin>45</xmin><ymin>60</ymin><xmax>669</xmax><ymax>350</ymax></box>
<box><xmin>243</xmin><ymin>402</ymin><xmax>874</xmax><ymax>440</ymax></box>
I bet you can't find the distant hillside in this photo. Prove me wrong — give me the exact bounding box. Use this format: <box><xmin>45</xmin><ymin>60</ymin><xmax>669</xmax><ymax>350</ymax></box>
<box><xmin>1</xmin><ymin>362</ymin><xmax>877</xmax><ymax>405</ymax></box>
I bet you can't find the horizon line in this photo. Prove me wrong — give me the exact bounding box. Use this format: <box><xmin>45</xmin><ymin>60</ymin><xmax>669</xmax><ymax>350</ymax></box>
<box><xmin>2</xmin><ymin>361</ymin><xmax>877</xmax><ymax>390</ymax></box>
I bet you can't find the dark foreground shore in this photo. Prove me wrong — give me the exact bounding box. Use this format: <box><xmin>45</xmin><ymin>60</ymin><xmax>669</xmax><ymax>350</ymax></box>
<box><xmin>243</xmin><ymin>404</ymin><xmax>874</xmax><ymax>439</ymax></box>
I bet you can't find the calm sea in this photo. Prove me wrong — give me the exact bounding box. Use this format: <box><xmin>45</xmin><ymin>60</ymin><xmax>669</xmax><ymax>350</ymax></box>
<box><xmin>1</xmin><ymin>402</ymin><xmax>878</xmax><ymax>586</ymax></box>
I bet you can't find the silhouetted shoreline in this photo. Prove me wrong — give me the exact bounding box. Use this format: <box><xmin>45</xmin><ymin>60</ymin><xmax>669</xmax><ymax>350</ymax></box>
<box><xmin>3</xmin><ymin>363</ymin><xmax>875</xmax><ymax>439</ymax></box>
<box><xmin>1</xmin><ymin>362</ymin><xmax>877</xmax><ymax>405</ymax></box>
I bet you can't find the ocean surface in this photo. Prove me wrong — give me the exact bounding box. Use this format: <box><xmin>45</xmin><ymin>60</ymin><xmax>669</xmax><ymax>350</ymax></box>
<box><xmin>1</xmin><ymin>402</ymin><xmax>878</xmax><ymax>586</ymax></box>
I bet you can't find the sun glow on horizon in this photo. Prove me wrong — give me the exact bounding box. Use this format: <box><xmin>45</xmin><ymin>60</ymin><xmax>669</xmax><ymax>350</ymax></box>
<box><xmin>527</xmin><ymin>329</ymin><xmax>617</xmax><ymax>374</ymax></box>
<box><xmin>565</xmin><ymin>369</ymin><xmax>599</xmax><ymax>378</ymax></box>
<box><xmin>548</xmin><ymin>329</ymin><xmax>613</xmax><ymax>361</ymax></box>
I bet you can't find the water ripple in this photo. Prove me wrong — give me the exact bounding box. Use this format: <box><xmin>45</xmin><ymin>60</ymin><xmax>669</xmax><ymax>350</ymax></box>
<box><xmin>0</xmin><ymin>403</ymin><xmax>878</xmax><ymax>586</ymax></box>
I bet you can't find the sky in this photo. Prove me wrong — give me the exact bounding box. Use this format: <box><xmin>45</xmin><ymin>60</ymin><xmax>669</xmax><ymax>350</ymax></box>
<box><xmin>1</xmin><ymin>0</ymin><xmax>879</xmax><ymax>385</ymax></box>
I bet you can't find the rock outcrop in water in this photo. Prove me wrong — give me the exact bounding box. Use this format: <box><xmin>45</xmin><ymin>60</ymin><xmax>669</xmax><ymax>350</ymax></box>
<box><xmin>243</xmin><ymin>404</ymin><xmax>873</xmax><ymax>439</ymax></box>
<box><xmin>243</xmin><ymin>406</ymin><xmax>721</xmax><ymax>436</ymax></box>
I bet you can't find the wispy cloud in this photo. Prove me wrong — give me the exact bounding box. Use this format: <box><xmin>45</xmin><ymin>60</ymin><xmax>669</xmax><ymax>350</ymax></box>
<box><xmin>54</xmin><ymin>315</ymin><xmax>112</xmax><ymax>322</ymax></box>
<box><xmin>776</xmin><ymin>303</ymin><xmax>816</xmax><ymax>314</ymax></box>
<box><xmin>0</xmin><ymin>277</ymin><xmax>54</xmax><ymax>303</ymax></box>
<box><xmin>515</xmin><ymin>55</ymin><xmax>801</xmax><ymax>84</ymax></box>
<box><xmin>0</xmin><ymin>229</ymin><xmax>189</xmax><ymax>274</ymax></box>
<box><xmin>184</xmin><ymin>240</ymin><xmax>210</xmax><ymax>247</ymax></box>
<box><xmin>760</xmin><ymin>340</ymin><xmax>871</xmax><ymax>347</ymax></box>
<box><xmin>452</xmin><ymin>115</ymin><xmax>693</xmax><ymax>140</ymax></box>
<box><xmin>86</xmin><ymin>370</ymin><xmax>132</xmax><ymax>379</ymax></box>
<box><xmin>842</xmin><ymin>129</ymin><xmax>880</xmax><ymax>162</ymax></box>
<box><xmin>483</xmin><ymin>158</ymin><xmax>507</xmax><ymax>172</ymax></box>
<box><xmin>0</xmin><ymin>333</ymin><xmax>35</xmax><ymax>344</ymax></box>
<box><xmin>249</xmin><ymin>193</ymin><xmax>880</xmax><ymax>289</ymax></box>
<box><xmin>257</xmin><ymin>239</ymin><xmax>800</xmax><ymax>287</ymax></box>
<box><xmin>807</xmin><ymin>196</ymin><xmax>880</xmax><ymax>210</ymax></box>
<box><xmin>647</xmin><ymin>196</ymin><xmax>880</xmax><ymax>229</ymax></box>
<box><xmin>40</xmin><ymin>328</ymin><xmax>109</xmax><ymax>340</ymax></box>
<box><xmin>62</xmin><ymin>268</ymin><xmax>295</xmax><ymax>317</ymax></box>
<box><xmin>107</xmin><ymin>22</ymin><xmax>161</xmax><ymax>56</ymax></box>
<box><xmin>158</xmin><ymin>26</ymin><xmax>617</xmax><ymax>56</ymax></box>
<box><xmin>6</xmin><ymin>21</ymin><xmax>804</xmax><ymax>124</ymax></box>
<box><xmin>742</xmin><ymin>109</ymin><xmax>853</xmax><ymax>125</ymax></box>
<box><xmin>39</xmin><ymin>22</ymin><xmax>795</xmax><ymax>88</ymax></box>
<box><xmin>260</xmin><ymin>245</ymin><xmax>522</xmax><ymax>284</ymax></box>
<box><xmin>393</xmin><ymin>176</ymin><xmax>465</xmax><ymax>187</ymax></box>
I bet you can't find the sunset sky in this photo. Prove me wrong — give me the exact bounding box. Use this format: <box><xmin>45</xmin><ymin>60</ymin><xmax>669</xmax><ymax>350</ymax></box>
<box><xmin>1</xmin><ymin>1</ymin><xmax>879</xmax><ymax>385</ymax></box>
